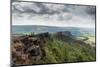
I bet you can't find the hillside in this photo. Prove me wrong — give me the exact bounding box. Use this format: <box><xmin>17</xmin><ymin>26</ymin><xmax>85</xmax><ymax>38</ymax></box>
<box><xmin>11</xmin><ymin>31</ymin><xmax>96</xmax><ymax>66</ymax></box>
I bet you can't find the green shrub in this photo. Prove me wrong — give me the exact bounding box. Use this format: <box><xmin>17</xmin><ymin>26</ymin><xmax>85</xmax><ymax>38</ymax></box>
<box><xmin>42</xmin><ymin>37</ymin><xmax>96</xmax><ymax>63</ymax></box>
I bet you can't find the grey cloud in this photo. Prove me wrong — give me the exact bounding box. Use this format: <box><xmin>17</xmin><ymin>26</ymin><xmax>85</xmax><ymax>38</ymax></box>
<box><xmin>12</xmin><ymin>2</ymin><xmax>96</xmax><ymax>22</ymax></box>
<box><xmin>12</xmin><ymin>2</ymin><xmax>69</xmax><ymax>15</ymax></box>
<box><xmin>85</xmin><ymin>6</ymin><xmax>96</xmax><ymax>15</ymax></box>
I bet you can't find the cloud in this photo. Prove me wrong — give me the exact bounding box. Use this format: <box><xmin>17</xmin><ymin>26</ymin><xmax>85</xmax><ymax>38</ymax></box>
<box><xmin>12</xmin><ymin>2</ymin><xmax>68</xmax><ymax>15</ymax></box>
<box><xmin>12</xmin><ymin>1</ymin><xmax>96</xmax><ymax>28</ymax></box>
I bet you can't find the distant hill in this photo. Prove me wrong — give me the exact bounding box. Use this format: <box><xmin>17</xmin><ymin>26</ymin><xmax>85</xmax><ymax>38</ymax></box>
<box><xmin>12</xmin><ymin>25</ymin><xmax>95</xmax><ymax>36</ymax></box>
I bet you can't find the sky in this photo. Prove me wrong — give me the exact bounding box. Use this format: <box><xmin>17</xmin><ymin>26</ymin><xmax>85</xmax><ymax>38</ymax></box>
<box><xmin>12</xmin><ymin>1</ymin><xmax>96</xmax><ymax>28</ymax></box>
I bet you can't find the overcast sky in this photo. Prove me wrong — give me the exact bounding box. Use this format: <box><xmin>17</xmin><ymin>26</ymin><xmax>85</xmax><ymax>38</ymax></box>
<box><xmin>12</xmin><ymin>1</ymin><xmax>96</xmax><ymax>28</ymax></box>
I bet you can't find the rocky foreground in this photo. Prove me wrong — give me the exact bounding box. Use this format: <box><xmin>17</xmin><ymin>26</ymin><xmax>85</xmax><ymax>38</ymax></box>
<box><xmin>12</xmin><ymin>32</ymin><xmax>50</xmax><ymax>65</ymax></box>
<box><xmin>11</xmin><ymin>31</ymin><xmax>96</xmax><ymax>66</ymax></box>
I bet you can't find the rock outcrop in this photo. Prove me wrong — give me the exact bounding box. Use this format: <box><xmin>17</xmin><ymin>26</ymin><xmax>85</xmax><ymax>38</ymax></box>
<box><xmin>11</xmin><ymin>32</ymin><xmax>50</xmax><ymax>65</ymax></box>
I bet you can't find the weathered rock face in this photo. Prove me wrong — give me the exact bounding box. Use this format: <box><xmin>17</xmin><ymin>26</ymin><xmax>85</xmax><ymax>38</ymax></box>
<box><xmin>57</xmin><ymin>31</ymin><xmax>72</xmax><ymax>36</ymax></box>
<box><xmin>11</xmin><ymin>34</ymin><xmax>48</xmax><ymax>65</ymax></box>
<box><xmin>55</xmin><ymin>31</ymin><xmax>73</xmax><ymax>42</ymax></box>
